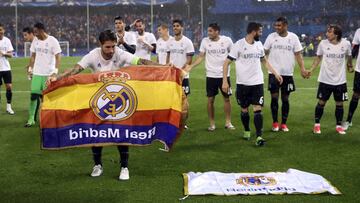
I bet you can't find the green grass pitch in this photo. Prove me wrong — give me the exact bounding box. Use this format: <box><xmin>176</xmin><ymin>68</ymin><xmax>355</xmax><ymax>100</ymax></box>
<box><xmin>0</xmin><ymin>56</ymin><xmax>359</xmax><ymax>202</ymax></box>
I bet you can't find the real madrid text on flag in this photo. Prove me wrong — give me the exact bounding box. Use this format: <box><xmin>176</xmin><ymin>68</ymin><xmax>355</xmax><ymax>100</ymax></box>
<box><xmin>40</xmin><ymin>66</ymin><xmax>185</xmax><ymax>150</ymax></box>
<box><xmin>183</xmin><ymin>169</ymin><xmax>341</xmax><ymax>196</ymax></box>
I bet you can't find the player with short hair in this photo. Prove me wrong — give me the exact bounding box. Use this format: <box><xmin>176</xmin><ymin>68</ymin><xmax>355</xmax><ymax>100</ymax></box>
<box><xmin>310</xmin><ymin>24</ymin><xmax>353</xmax><ymax>135</ymax></box>
<box><xmin>222</xmin><ymin>22</ymin><xmax>283</xmax><ymax>146</ymax></box>
<box><xmin>133</xmin><ymin>19</ymin><xmax>156</xmax><ymax>60</ymax></box>
<box><xmin>184</xmin><ymin>22</ymin><xmax>235</xmax><ymax>131</ymax></box>
<box><xmin>114</xmin><ymin>16</ymin><xmax>136</xmax><ymax>54</ymax></box>
<box><xmin>23</xmin><ymin>27</ymin><xmax>37</xmax><ymax>81</ymax></box>
<box><xmin>167</xmin><ymin>19</ymin><xmax>195</xmax><ymax>129</ymax></box>
<box><xmin>23</xmin><ymin>27</ymin><xmax>35</xmax><ymax>42</ymax></box>
<box><xmin>264</xmin><ymin>16</ymin><xmax>309</xmax><ymax>132</ymax></box>
<box><xmin>156</xmin><ymin>24</ymin><xmax>172</xmax><ymax>65</ymax></box>
<box><xmin>24</xmin><ymin>22</ymin><xmax>61</xmax><ymax>127</ymax></box>
<box><xmin>0</xmin><ymin>23</ymin><xmax>15</xmax><ymax>115</ymax></box>
<box><xmin>343</xmin><ymin>27</ymin><xmax>360</xmax><ymax>130</ymax></box>
<box><xmin>48</xmin><ymin>30</ymin><xmax>160</xmax><ymax>181</ymax></box>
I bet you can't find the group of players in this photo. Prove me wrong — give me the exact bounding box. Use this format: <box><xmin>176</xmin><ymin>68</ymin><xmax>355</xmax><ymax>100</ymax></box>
<box><xmin>0</xmin><ymin>16</ymin><xmax>359</xmax><ymax>180</ymax></box>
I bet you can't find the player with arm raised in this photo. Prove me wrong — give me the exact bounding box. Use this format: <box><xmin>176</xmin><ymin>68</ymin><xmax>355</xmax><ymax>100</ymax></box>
<box><xmin>133</xmin><ymin>19</ymin><xmax>156</xmax><ymax>60</ymax></box>
<box><xmin>114</xmin><ymin>16</ymin><xmax>136</xmax><ymax>54</ymax></box>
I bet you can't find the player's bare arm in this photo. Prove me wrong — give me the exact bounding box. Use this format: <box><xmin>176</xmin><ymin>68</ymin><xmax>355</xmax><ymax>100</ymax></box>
<box><xmin>184</xmin><ymin>52</ymin><xmax>205</xmax><ymax>73</ymax></box>
<box><xmin>261</xmin><ymin>56</ymin><xmax>283</xmax><ymax>84</ymax></box>
<box><xmin>221</xmin><ymin>58</ymin><xmax>232</xmax><ymax>93</ymax></box>
<box><xmin>54</xmin><ymin>53</ymin><xmax>61</xmax><ymax>75</ymax></box>
<box><xmin>347</xmin><ymin>55</ymin><xmax>354</xmax><ymax>72</ymax></box>
<box><xmin>0</xmin><ymin>50</ymin><xmax>13</xmax><ymax>58</ymax></box>
<box><xmin>310</xmin><ymin>55</ymin><xmax>322</xmax><ymax>74</ymax></box>
<box><xmin>295</xmin><ymin>51</ymin><xmax>310</xmax><ymax>78</ymax></box>
<box><xmin>47</xmin><ymin>64</ymin><xmax>84</xmax><ymax>86</ymax></box>
<box><xmin>138</xmin><ymin>58</ymin><xmax>160</xmax><ymax>66</ymax></box>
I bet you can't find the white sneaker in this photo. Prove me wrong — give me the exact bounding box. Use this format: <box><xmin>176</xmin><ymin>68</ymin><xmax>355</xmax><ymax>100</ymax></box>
<box><xmin>6</xmin><ymin>104</ymin><xmax>14</xmax><ymax>115</ymax></box>
<box><xmin>90</xmin><ymin>164</ymin><xmax>103</xmax><ymax>177</ymax></box>
<box><xmin>119</xmin><ymin>167</ymin><xmax>130</xmax><ymax>180</ymax></box>
<box><xmin>342</xmin><ymin>121</ymin><xmax>352</xmax><ymax>131</ymax></box>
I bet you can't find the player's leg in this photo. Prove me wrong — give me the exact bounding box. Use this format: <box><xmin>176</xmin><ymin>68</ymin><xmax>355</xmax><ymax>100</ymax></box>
<box><xmin>236</xmin><ymin>84</ymin><xmax>251</xmax><ymax>140</ymax></box>
<box><xmin>314</xmin><ymin>83</ymin><xmax>330</xmax><ymax>134</ymax></box>
<box><xmin>251</xmin><ymin>84</ymin><xmax>265</xmax><ymax>146</ymax></box>
<box><xmin>345</xmin><ymin>92</ymin><xmax>359</xmax><ymax>129</ymax></box>
<box><xmin>182</xmin><ymin>78</ymin><xmax>190</xmax><ymax>129</ymax></box>
<box><xmin>268</xmin><ymin>74</ymin><xmax>280</xmax><ymax>131</ymax></box>
<box><xmin>25</xmin><ymin>75</ymin><xmax>40</xmax><ymax>126</ymax></box>
<box><xmin>344</xmin><ymin>71</ymin><xmax>360</xmax><ymax>129</ymax></box>
<box><xmin>280</xmin><ymin>76</ymin><xmax>295</xmax><ymax>132</ymax></box>
<box><xmin>206</xmin><ymin>77</ymin><xmax>217</xmax><ymax>131</ymax></box>
<box><xmin>4</xmin><ymin>71</ymin><xmax>14</xmax><ymax>114</ymax></box>
<box><xmin>118</xmin><ymin>146</ymin><xmax>129</xmax><ymax>180</ymax></box>
<box><xmin>91</xmin><ymin>146</ymin><xmax>103</xmax><ymax>177</ymax></box>
<box><xmin>221</xmin><ymin>77</ymin><xmax>234</xmax><ymax>129</ymax></box>
<box><xmin>0</xmin><ymin>72</ymin><xmax>3</xmax><ymax>109</ymax></box>
<box><xmin>333</xmin><ymin>83</ymin><xmax>347</xmax><ymax>134</ymax></box>
<box><xmin>25</xmin><ymin>75</ymin><xmax>45</xmax><ymax>127</ymax></box>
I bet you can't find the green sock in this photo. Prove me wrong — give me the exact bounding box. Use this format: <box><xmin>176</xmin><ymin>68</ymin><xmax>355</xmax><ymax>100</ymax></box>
<box><xmin>28</xmin><ymin>99</ymin><xmax>37</xmax><ymax>122</ymax></box>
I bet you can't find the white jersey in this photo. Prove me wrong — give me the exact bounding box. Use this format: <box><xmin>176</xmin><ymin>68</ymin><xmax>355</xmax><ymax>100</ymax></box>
<box><xmin>167</xmin><ymin>35</ymin><xmax>195</xmax><ymax>79</ymax></box>
<box><xmin>199</xmin><ymin>36</ymin><xmax>233</xmax><ymax>78</ymax></box>
<box><xmin>78</xmin><ymin>46</ymin><xmax>138</xmax><ymax>73</ymax></box>
<box><xmin>353</xmin><ymin>28</ymin><xmax>360</xmax><ymax>72</ymax></box>
<box><xmin>156</xmin><ymin>36</ymin><xmax>172</xmax><ymax>65</ymax></box>
<box><xmin>30</xmin><ymin>35</ymin><xmax>61</xmax><ymax>76</ymax></box>
<box><xmin>117</xmin><ymin>31</ymin><xmax>136</xmax><ymax>52</ymax></box>
<box><xmin>264</xmin><ymin>32</ymin><xmax>302</xmax><ymax>76</ymax></box>
<box><xmin>134</xmin><ymin>31</ymin><xmax>156</xmax><ymax>60</ymax></box>
<box><xmin>229</xmin><ymin>38</ymin><xmax>265</xmax><ymax>85</ymax></box>
<box><xmin>316</xmin><ymin>39</ymin><xmax>352</xmax><ymax>85</ymax></box>
<box><xmin>0</xmin><ymin>36</ymin><xmax>14</xmax><ymax>71</ymax></box>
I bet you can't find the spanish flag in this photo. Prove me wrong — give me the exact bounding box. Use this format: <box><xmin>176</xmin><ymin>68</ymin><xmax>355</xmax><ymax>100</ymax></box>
<box><xmin>41</xmin><ymin>66</ymin><xmax>185</xmax><ymax>150</ymax></box>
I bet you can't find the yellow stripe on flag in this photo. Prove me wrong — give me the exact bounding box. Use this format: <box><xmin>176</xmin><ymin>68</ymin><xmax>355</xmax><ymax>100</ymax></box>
<box><xmin>42</xmin><ymin>81</ymin><xmax>182</xmax><ymax>111</ymax></box>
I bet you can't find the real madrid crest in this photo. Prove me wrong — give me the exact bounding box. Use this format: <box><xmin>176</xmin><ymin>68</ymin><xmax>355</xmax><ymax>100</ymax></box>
<box><xmin>90</xmin><ymin>71</ymin><xmax>138</xmax><ymax>121</ymax></box>
<box><xmin>236</xmin><ymin>176</ymin><xmax>277</xmax><ymax>186</ymax></box>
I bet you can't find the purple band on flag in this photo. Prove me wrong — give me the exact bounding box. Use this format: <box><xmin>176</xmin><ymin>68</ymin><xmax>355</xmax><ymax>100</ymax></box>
<box><xmin>42</xmin><ymin>123</ymin><xmax>178</xmax><ymax>149</ymax></box>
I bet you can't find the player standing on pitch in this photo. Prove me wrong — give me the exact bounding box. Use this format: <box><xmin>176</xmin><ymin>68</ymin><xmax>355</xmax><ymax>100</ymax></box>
<box><xmin>309</xmin><ymin>24</ymin><xmax>353</xmax><ymax>135</ymax></box>
<box><xmin>222</xmin><ymin>22</ymin><xmax>283</xmax><ymax>146</ymax></box>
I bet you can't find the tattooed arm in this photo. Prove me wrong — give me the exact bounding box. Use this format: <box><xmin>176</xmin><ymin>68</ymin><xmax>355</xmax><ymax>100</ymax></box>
<box><xmin>137</xmin><ymin>58</ymin><xmax>161</xmax><ymax>66</ymax></box>
<box><xmin>46</xmin><ymin>64</ymin><xmax>84</xmax><ymax>85</ymax></box>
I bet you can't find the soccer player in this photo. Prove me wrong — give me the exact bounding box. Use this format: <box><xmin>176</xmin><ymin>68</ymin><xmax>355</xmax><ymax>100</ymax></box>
<box><xmin>184</xmin><ymin>23</ymin><xmax>235</xmax><ymax>131</ymax></box>
<box><xmin>156</xmin><ymin>24</ymin><xmax>172</xmax><ymax>65</ymax></box>
<box><xmin>22</xmin><ymin>27</ymin><xmax>36</xmax><ymax>42</ymax></box>
<box><xmin>0</xmin><ymin>23</ymin><xmax>15</xmax><ymax>115</ymax></box>
<box><xmin>23</xmin><ymin>27</ymin><xmax>36</xmax><ymax>80</ymax></box>
<box><xmin>222</xmin><ymin>22</ymin><xmax>283</xmax><ymax>146</ymax></box>
<box><xmin>310</xmin><ymin>24</ymin><xmax>353</xmax><ymax>135</ymax></box>
<box><xmin>167</xmin><ymin>19</ymin><xmax>195</xmax><ymax>129</ymax></box>
<box><xmin>133</xmin><ymin>19</ymin><xmax>156</xmax><ymax>60</ymax></box>
<box><xmin>114</xmin><ymin>16</ymin><xmax>136</xmax><ymax>54</ymax></box>
<box><xmin>24</xmin><ymin>22</ymin><xmax>61</xmax><ymax>127</ymax></box>
<box><xmin>48</xmin><ymin>30</ymin><xmax>160</xmax><ymax>181</ymax></box>
<box><xmin>264</xmin><ymin>17</ymin><xmax>309</xmax><ymax>132</ymax></box>
<box><xmin>343</xmin><ymin>27</ymin><xmax>360</xmax><ymax>130</ymax></box>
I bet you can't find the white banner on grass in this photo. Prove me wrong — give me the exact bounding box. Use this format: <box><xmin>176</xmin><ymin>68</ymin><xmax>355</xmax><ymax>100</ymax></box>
<box><xmin>183</xmin><ymin>168</ymin><xmax>341</xmax><ymax>195</ymax></box>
